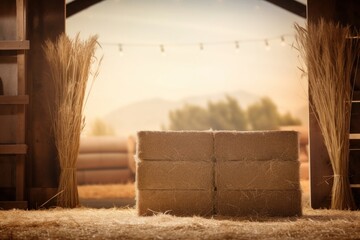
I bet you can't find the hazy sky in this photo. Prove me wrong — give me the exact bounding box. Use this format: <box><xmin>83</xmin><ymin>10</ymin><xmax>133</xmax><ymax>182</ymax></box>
<box><xmin>66</xmin><ymin>0</ymin><xmax>307</xmax><ymax>121</ymax></box>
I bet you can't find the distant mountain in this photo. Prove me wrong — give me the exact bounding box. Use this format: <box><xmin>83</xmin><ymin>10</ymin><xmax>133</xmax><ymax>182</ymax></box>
<box><xmin>105</xmin><ymin>90</ymin><xmax>260</xmax><ymax>136</ymax></box>
<box><xmin>104</xmin><ymin>90</ymin><xmax>309</xmax><ymax>136</ymax></box>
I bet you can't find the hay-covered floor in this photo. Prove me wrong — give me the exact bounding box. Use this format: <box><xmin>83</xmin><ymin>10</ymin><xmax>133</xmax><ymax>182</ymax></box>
<box><xmin>1</xmin><ymin>207</ymin><xmax>360</xmax><ymax>239</ymax></box>
<box><xmin>1</xmin><ymin>181</ymin><xmax>360</xmax><ymax>240</ymax></box>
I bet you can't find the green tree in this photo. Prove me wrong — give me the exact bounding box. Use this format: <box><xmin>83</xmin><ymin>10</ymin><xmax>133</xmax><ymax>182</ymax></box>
<box><xmin>247</xmin><ymin>97</ymin><xmax>301</xmax><ymax>130</ymax></box>
<box><xmin>168</xmin><ymin>104</ymin><xmax>210</xmax><ymax>130</ymax></box>
<box><xmin>90</xmin><ymin>118</ymin><xmax>115</xmax><ymax>136</ymax></box>
<box><xmin>167</xmin><ymin>96</ymin><xmax>247</xmax><ymax>131</ymax></box>
<box><xmin>279</xmin><ymin>112</ymin><xmax>302</xmax><ymax>126</ymax></box>
<box><xmin>247</xmin><ymin>97</ymin><xmax>280</xmax><ymax>130</ymax></box>
<box><xmin>207</xmin><ymin>96</ymin><xmax>247</xmax><ymax>130</ymax></box>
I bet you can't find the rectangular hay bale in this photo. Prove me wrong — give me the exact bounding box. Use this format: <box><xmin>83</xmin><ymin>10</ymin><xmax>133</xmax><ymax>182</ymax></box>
<box><xmin>216</xmin><ymin>161</ymin><xmax>300</xmax><ymax>190</ymax></box>
<box><xmin>216</xmin><ymin>189</ymin><xmax>302</xmax><ymax>217</ymax></box>
<box><xmin>214</xmin><ymin>131</ymin><xmax>299</xmax><ymax>161</ymax></box>
<box><xmin>136</xmin><ymin>161</ymin><xmax>213</xmax><ymax>190</ymax></box>
<box><xmin>137</xmin><ymin>190</ymin><xmax>214</xmax><ymax>216</ymax></box>
<box><xmin>137</xmin><ymin>131</ymin><xmax>213</xmax><ymax>161</ymax></box>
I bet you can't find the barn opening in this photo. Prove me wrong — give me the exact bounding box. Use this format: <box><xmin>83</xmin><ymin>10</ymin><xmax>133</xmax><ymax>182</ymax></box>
<box><xmin>64</xmin><ymin>0</ymin><xmax>309</xmax><ymax>208</ymax></box>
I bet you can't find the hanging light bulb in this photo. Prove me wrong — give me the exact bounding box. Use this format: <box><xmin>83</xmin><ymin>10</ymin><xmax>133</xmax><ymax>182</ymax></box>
<box><xmin>118</xmin><ymin>44</ymin><xmax>123</xmax><ymax>56</ymax></box>
<box><xmin>199</xmin><ymin>42</ymin><xmax>204</xmax><ymax>51</ymax></box>
<box><xmin>160</xmin><ymin>44</ymin><xmax>166</xmax><ymax>56</ymax></box>
<box><xmin>235</xmin><ymin>41</ymin><xmax>240</xmax><ymax>53</ymax></box>
<box><xmin>280</xmin><ymin>36</ymin><xmax>286</xmax><ymax>47</ymax></box>
<box><xmin>265</xmin><ymin>39</ymin><xmax>270</xmax><ymax>51</ymax></box>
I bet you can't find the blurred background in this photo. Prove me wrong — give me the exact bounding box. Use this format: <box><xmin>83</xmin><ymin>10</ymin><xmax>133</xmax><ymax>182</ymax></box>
<box><xmin>66</xmin><ymin>0</ymin><xmax>308</xmax><ymax>136</ymax></box>
<box><xmin>66</xmin><ymin>0</ymin><xmax>309</xmax><ymax>205</ymax></box>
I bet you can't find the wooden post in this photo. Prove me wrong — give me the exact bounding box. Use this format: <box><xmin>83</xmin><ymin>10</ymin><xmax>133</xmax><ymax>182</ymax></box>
<box><xmin>308</xmin><ymin>0</ymin><xmax>360</xmax><ymax>208</ymax></box>
<box><xmin>26</xmin><ymin>0</ymin><xmax>65</xmax><ymax>209</ymax></box>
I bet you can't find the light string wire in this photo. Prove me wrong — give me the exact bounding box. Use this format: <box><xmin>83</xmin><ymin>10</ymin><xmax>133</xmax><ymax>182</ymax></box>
<box><xmin>100</xmin><ymin>33</ymin><xmax>295</xmax><ymax>54</ymax></box>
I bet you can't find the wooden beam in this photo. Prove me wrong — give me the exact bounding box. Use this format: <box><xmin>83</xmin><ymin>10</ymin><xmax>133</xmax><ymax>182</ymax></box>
<box><xmin>66</xmin><ymin>0</ymin><xmax>104</xmax><ymax>18</ymax></box>
<box><xmin>0</xmin><ymin>144</ymin><xmax>27</xmax><ymax>154</ymax></box>
<box><xmin>0</xmin><ymin>40</ymin><xmax>30</xmax><ymax>50</ymax></box>
<box><xmin>264</xmin><ymin>0</ymin><xmax>306</xmax><ymax>18</ymax></box>
<box><xmin>0</xmin><ymin>95</ymin><xmax>29</xmax><ymax>105</ymax></box>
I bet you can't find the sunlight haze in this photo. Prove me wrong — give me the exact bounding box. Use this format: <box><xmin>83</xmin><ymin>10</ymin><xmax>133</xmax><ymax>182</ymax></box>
<box><xmin>66</xmin><ymin>0</ymin><xmax>308</xmax><ymax>135</ymax></box>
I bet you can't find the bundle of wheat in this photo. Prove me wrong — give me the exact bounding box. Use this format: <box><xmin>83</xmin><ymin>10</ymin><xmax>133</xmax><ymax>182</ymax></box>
<box><xmin>295</xmin><ymin>20</ymin><xmax>360</xmax><ymax>210</ymax></box>
<box><xmin>43</xmin><ymin>33</ymin><xmax>100</xmax><ymax>208</ymax></box>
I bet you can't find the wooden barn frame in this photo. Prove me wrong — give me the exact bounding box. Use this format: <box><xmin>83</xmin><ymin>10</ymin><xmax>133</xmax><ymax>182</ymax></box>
<box><xmin>0</xmin><ymin>0</ymin><xmax>359</xmax><ymax>209</ymax></box>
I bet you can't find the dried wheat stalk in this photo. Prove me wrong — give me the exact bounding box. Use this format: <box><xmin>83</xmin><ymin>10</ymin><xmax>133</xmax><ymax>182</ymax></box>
<box><xmin>44</xmin><ymin>33</ymin><xmax>100</xmax><ymax>208</ymax></box>
<box><xmin>295</xmin><ymin>20</ymin><xmax>360</xmax><ymax>210</ymax></box>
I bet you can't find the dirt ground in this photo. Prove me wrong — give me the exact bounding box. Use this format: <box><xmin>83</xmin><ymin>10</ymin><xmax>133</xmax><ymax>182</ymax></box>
<box><xmin>1</xmin><ymin>181</ymin><xmax>360</xmax><ymax>240</ymax></box>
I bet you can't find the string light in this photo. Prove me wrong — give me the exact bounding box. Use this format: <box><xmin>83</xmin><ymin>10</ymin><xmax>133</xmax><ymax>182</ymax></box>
<box><xmin>264</xmin><ymin>39</ymin><xmax>270</xmax><ymax>51</ymax></box>
<box><xmin>118</xmin><ymin>44</ymin><xmax>123</xmax><ymax>56</ymax></box>
<box><xmin>102</xmin><ymin>34</ymin><xmax>293</xmax><ymax>54</ymax></box>
<box><xmin>280</xmin><ymin>36</ymin><xmax>286</xmax><ymax>46</ymax></box>
<box><xmin>199</xmin><ymin>42</ymin><xmax>204</xmax><ymax>51</ymax></box>
<box><xmin>160</xmin><ymin>44</ymin><xmax>166</xmax><ymax>56</ymax></box>
<box><xmin>235</xmin><ymin>41</ymin><xmax>240</xmax><ymax>53</ymax></box>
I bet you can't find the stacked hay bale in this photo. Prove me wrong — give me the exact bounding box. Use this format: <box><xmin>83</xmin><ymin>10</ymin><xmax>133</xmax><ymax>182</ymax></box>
<box><xmin>136</xmin><ymin>131</ymin><xmax>214</xmax><ymax>216</ymax></box>
<box><xmin>214</xmin><ymin>131</ymin><xmax>302</xmax><ymax>216</ymax></box>
<box><xmin>280</xmin><ymin>126</ymin><xmax>309</xmax><ymax>180</ymax></box>
<box><xmin>136</xmin><ymin>130</ymin><xmax>301</xmax><ymax>217</ymax></box>
<box><xmin>77</xmin><ymin>137</ymin><xmax>133</xmax><ymax>185</ymax></box>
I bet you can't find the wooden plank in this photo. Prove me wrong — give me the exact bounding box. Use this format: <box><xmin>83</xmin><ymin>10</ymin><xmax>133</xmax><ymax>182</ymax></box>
<box><xmin>15</xmin><ymin>155</ymin><xmax>25</xmax><ymax>200</ymax></box>
<box><xmin>16</xmin><ymin>0</ymin><xmax>25</xmax><ymax>40</ymax></box>
<box><xmin>0</xmin><ymin>40</ymin><xmax>30</xmax><ymax>50</ymax></box>
<box><xmin>26</xmin><ymin>0</ymin><xmax>65</xmax><ymax>208</ymax></box>
<box><xmin>350</xmin><ymin>102</ymin><xmax>360</xmax><ymax>133</ymax></box>
<box><xmin>0</xmin><ymin>201</ymin><xmax>27</xmax><ymax>209</ymax></box>
<box><xmin>0</xmin><ymin>95</ymin><xmax>29</xmax><ymax>104</ymax></box>
<box><xmin>0</xmin><ymin>144</ymin><xmax>27</xmax><ymax>154</ymax></box>
<box><xmin>28</xmin><ymin>188</ymin><xmax>58</xmax><ymax>209</ymax></box>
<box><xmin>66</xmin><ymin>0</ymin><xmax>104</xmax><ymax>18</ymax></box>
<box><xmin>350</xmin><ymin>139</ymin><xmax>360</xmax><ymax>150</ymax></box>
<box><xmin>354</xmin><ymin>91</ymin><xmax>360</xmax><ymax>101</ymax></box>
<box><xmin>263</xmin><ymin>0</ymin><xmax>306</xmax><ymax>18</ymax></box>
<box><xmin>349</xmin><ymin>150</ymin><xmax>360</xmax><ymax>184</ymax></box>
<box><xmin>307</xmin><ymin>0</ymin><xmax>338</xmax><ymax>209</ymax></box>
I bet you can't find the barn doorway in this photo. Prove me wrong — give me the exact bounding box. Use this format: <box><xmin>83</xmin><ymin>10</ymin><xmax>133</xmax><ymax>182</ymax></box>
<box><xmin>65</xmin><ymin>0</ymin><xmax>308</xmax><ymax>208</ymax></box>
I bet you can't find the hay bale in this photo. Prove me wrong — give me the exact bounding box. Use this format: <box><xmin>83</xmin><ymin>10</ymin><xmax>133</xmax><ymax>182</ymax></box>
<box><xmin>216</xmin><ymin>161</ymin><xmax>300</xmax><ymax>190</ymax></box>
<box><xmin>214</xmin><ymin>131</ymin><xmax>299</xmax><ymax>161</ymax></box>
<box><xmin>137</xmin><ymin>190</ymin><xmax>213</xmax><ymax>216</ymax></box>
<box><xmin>77</xmin><ymin>153</ymin><xmax>129</xmax><ymax>170</ymax></box>
<box><xmin>216</xmin><ymin>190</ymin><xmax>302</xmax><ymax>217</ymax></box>
<box><xmin>137</xmin><ymin>131</ymin><xmax>213</xmax><ymax>161</ymax></box>
<box><xmin>136</xmin><ymin>130</ymin><xmax>301</xmax><ymax>217</ymax></box>
<box><xmin>77</xmin><ymin>169</ymin><xmax>132</xmax><ymax>185</ymax></box>
<box><xmin>137</xmin><ymin>161</ymin><xmax>213</xmax><ymax>190</ymax></box>
<box><xmin>79</xmin><ymin>136</ymin><xmax>128</xmax><ymax>154</ymax></box>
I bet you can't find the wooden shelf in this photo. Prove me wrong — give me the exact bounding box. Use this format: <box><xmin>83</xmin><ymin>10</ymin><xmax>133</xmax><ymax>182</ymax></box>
<box><xmin>0</xmin><ymin>201</ymin><xmax>27</xmax><ymax>210</ymax></box>
<box><xmin>0</xmin><ymin>95</ymin><xmax>29</xmax><ymax>104</ymax></box>
<box><xmin>0</xmin><ymin>144</ymin><xmax>27</xmax><ymax>154</ymax></box>
<box><xmin>353</xmin><ymin>91</ymin><xmax>360</xmax><ymax>101</ymax></box>
<box><xmin>0</xmin><ymin>40</ymin><xmax>30</xmax><ymax>50</ymax></box>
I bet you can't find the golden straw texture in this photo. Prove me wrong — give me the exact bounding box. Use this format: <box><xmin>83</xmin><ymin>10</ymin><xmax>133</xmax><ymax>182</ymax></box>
<box><xmin>43</xmin><ymin>33</ymin><xmax>100</xmax><ymax>208</ymax></box>
<box><xmin>295</xmin><ymin>20</ymin><xmax>360</xmax><ymax>210</ymax></box>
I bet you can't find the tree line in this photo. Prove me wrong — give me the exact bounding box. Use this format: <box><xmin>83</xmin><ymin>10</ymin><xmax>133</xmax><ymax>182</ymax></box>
<box><xmin>167</xmin><ymin>96</ymin><xmax>301</xmax><ymax>131</ymax></box>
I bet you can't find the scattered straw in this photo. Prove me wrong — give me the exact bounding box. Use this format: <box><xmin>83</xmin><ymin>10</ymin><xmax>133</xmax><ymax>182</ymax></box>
<box><xmin>43</xmin><ymin>33</ymin><xmax>101</xmax><ymax>208</ymax></box>
<box><xmin>1</xmin><ymin>206</ymin><xmax>360</xmax><ymax>239</ymax></box>
<box><xmin>78</xmin><ymin>183</ymin><xmax>135</xmax><ymax>199</ymax></box>
<box><xmin>295</xmin><ymin>20</ymin><xmax>360</xmax><ymax>209</ymax></box>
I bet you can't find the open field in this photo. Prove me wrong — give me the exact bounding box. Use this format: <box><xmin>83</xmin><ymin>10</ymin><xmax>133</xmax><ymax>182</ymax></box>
<box><xmin>2</xmin><ymin>181</ymin><xmax>360</xmax><ymax>239</ymax></box>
